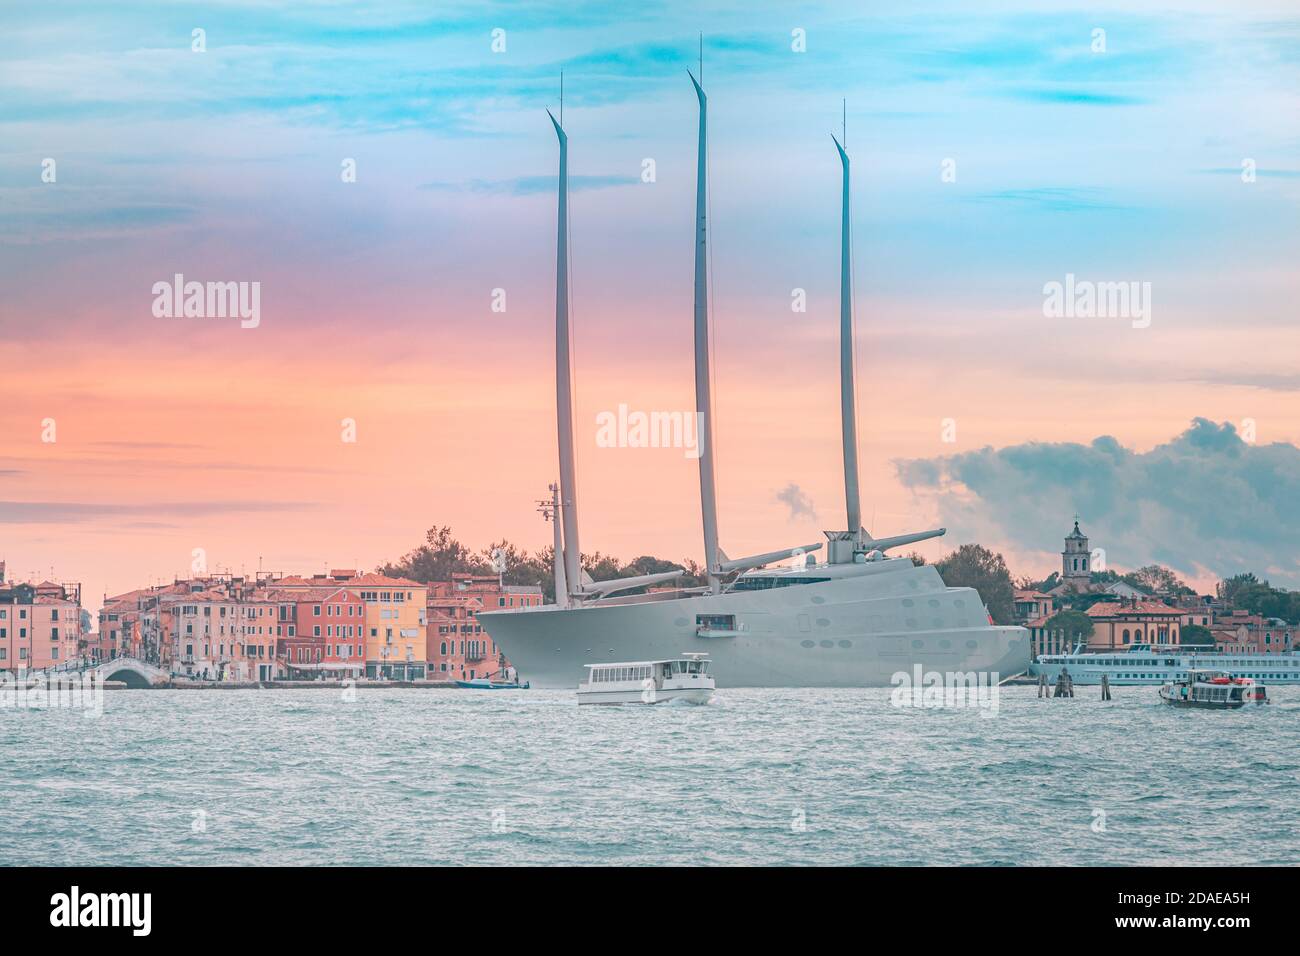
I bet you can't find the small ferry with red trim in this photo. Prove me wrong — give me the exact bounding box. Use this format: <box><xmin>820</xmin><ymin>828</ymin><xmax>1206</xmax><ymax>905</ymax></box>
<box><xmin>1159</xmin><ymin>669</ymin><xmax>1269</xmax><ymax>709</ymax></box>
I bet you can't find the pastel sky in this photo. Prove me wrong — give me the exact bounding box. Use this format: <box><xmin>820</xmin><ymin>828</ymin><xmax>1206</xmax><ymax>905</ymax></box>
<box><xmin>2</xmin><ymin>1</ymin><xmax>1298</xmax><ymax>612</ymax></box>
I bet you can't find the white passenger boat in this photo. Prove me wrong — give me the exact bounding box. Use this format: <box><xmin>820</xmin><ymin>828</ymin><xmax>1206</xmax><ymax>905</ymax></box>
<box><xmin>1159</xmin><ymin>670</ymin><xmax>1269</xmax><ymax>709</ymax></box>
<box><xmin>1031</xmin><ymin>644</ymin><xmax>1300</xmax><ymax>686</ymax></box>
<box><xmin>577</xmin><ymin>653</ymin><xmax>715</xmax><ymax>706</ymax></box>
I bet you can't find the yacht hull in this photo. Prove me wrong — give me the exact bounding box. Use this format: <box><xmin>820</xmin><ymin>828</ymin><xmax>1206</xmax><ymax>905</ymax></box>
<box><xmin>481</xmin><ymin>561</ymin><xmax>1030</xmax><ymax>688</ymax></box>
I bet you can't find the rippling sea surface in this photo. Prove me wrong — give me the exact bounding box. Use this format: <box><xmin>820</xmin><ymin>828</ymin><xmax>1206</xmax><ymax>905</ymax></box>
<box><xmin>3</xmin><ymin>685</ymin><xmax>1297</xmax><ymax>866</ymax></box>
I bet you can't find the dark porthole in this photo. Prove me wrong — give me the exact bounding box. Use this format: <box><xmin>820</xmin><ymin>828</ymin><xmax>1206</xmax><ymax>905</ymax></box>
<box><xmin>966</xmin><ymin>640</ymin><xmax>979</xmax><ymax>649</ymax></box>
<box><xmin>811</xmin><ymin>596</ymin><xmax>825</xmax><ymax>604</ymax></box>
<box><xmin>902</xmin><ymin>598</ymin><xmax>915</xmax><ymax>607</ymax></box>
<box><xmin>911</xmin><ymin>640</ymin><xmax>924</xmax><ymax>649</ymax></box>
<box><xmin>800</xmin><ymin>640</ymin><xmax>815</xmax><ymax>648</ymax></box>
<box><xmin>819</xmin><ymin>640</ymin><xmax>834</xmax><ymax>648</ymax></box>
<box><xmin>816</xmin><ymin>618</ymin><xmax>830</xmax><ymax>627</ymax></box>
<box><xmin>837</xmin><ymin>640</ymin><xmax>852</xmax><ymax>648</ymax></box>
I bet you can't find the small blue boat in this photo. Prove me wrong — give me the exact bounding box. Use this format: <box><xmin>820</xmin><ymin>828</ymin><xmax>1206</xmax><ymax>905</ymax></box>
<box><xmin>455</xmin><ymin>677</ymin><xmax>529</xmax><ymax>690</ymax></box>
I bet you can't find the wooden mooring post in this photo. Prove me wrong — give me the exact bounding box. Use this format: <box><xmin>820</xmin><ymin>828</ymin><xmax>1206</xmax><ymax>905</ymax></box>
<box><xmin>1038</xmin><ymin>672</ymin><xmax>1048</xmax><ymax>698</ymax></box>
<box><xmin>1053</xmin><ymin>668</ymin><xmax>1074</xmax><ymax>698</ymax></box>
<box><xmin>1101</xmin><ymin>673</ymin><xmax>1111</xmax><ymax>701</ymax></box>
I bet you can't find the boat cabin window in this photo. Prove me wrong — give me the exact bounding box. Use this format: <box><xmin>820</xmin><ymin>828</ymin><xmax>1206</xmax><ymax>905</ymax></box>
<box><xmin>697</xmin><ymin>614</ymin><xmax>735</xmax><ymax>631</ymax></box>
<box><xmin>732</xmin><ymin>576</ymin><xmax>832</xmax><ymax>591</ymax></box>
<box><xmin>591</xmin><ymin>665</ymin><xmax>652</xmax><ymax>683</ymax></box>
<box><xmin>669</xmin><ymin>659</ymin><xmax>710</xmax><ymax>676</ymax></box>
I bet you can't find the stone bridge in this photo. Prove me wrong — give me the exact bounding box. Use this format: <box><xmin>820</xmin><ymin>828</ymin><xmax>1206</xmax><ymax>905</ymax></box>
<box><xmin>94</xmin><ymin>657</ymin><xmax>170</xmax><ymax>688</ymax></box>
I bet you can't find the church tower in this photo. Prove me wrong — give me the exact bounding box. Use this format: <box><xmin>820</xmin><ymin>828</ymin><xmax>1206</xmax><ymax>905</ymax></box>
<box><xmin>1062</xmin><ymin>517</ymin><xmax>1091</xmax><ymax>587</ymax></box>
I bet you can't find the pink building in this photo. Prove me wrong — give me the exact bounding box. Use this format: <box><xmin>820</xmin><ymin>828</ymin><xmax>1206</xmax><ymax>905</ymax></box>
<box><xmin>0</xmin><ymin>580</ymin><xmax>82</xmax><ymax>673</ymax></box>
<box><xmin>275</xmin><ymin>586</ymin><xmax>367</xmax><ymax>679</ymax></box>
<box><xmin>1211</xmin><ymin>611</ymin><xmax>1295</xmax><ymax>655</ymax></box>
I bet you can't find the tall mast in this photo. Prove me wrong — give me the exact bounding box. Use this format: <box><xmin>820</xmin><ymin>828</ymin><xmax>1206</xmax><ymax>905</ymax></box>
<box><xmin>832</xmin><ymin>130</ymin><xmax>862</xmax><ymax>542</ymax></box>
<box><xmin>548</xmin><ymin>108</ymin><xmax>581</xmax><ymax>601</ymax></box>
<box><xmin>688</xmin><ymin>70</ymin><xmax>721</xmax><ymax>592</ymax></box>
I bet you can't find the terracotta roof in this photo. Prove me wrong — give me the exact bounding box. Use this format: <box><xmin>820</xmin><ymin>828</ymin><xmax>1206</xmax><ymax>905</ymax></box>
<box><xmin>341</xmin><ymin>573</ymin><xmax>424</xmax><ymax>588</ymax></box>
<box><xmin>268</xmin><ymin>586</ymin><xmax>348</xmax><ymax>602</ymax></box>
<box><xmin>1085</xmin><ymin>601</ymin><xmax>1183</xmax><ymax>618</ymax></box>
<box><xmin>271</xmin><ymin>576</ymin><xmax>325</xmax><ymax>587</ymax></box>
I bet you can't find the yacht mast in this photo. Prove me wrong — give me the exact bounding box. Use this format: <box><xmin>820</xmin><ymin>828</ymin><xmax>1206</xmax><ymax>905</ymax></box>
<box><xmin>689</xmin><ymin>69</ymin><xmax>721</xmax><ymax>592</ymax></box>
<box><xmin>548</xmin><ymin>108</ymin><xmax>581</xmax><ymax>603</ymax></box>
<box><xmin>832</xmin><ymin>129</ymin><xmax>862</xmax><ymax>542</ymax></box>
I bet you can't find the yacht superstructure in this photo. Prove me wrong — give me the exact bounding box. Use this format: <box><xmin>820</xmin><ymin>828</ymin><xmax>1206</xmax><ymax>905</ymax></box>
<box><xmin>479</xmin><ymin>70</ymin><xmax>1030</xmax><ymax>687</ymax></box>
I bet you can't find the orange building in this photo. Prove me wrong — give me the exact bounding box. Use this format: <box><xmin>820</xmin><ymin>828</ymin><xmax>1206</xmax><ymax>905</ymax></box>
<box><xmin>427</xmin><ymin>574</ymin><xmax>541</xmax><ymax>681</ymax></box>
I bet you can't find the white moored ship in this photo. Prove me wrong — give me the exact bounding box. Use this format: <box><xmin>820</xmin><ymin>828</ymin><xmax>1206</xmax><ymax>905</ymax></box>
<box><xmin>1032</xmin><ymin>644</ymin><xmax>1300</xmax><ymax>686</ymax></box>
<box><xmin>578</xmin><ymin>653</ymin><xmax>715</xmax><ymax>706</ymax></box>
<box><xmin>479</xmin><ymin>64</ymin><xmax>1030</xmax><ymax>688</ymax></box>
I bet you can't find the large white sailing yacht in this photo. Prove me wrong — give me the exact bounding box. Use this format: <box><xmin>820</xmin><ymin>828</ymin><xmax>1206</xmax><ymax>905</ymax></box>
<box><xmin>479</xmin><ymin>71</ymin><xmax>1030</xmax><ymax>687</ymax></box>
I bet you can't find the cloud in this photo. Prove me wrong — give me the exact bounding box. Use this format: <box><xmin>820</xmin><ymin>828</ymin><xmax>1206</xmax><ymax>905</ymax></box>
<box><xmin>963</xmin><ymin>187</ymin><xmax>1131</xmax><ymax>213</ymax></box>
<box><xmin>1002</xmin><ymin>88</ymin><xmax>1145</xmax><ymax>106</ymax></box>
<box><xmin>775</xmin><ymin>482</ymin><xmax>817</xmax><ymax>521</ymax></box>
<box><xmin>895</xmin><ymin>418</ymin><xmax>1300</xmax><ymax>587</ymax></box>
<box><xmin>1182</xmin><ymin>371</ymin><xmax>1300</xmax><ymax>392</ymax></box>
<box><xmin>418</xmin><ymin>174</ymin><xmax>636</xmax><ymax>195</ymax></box>
<box><xmin>0</xmin><ymin>500</ymin><xmax>317</xmax><ymax>524</ymax></box>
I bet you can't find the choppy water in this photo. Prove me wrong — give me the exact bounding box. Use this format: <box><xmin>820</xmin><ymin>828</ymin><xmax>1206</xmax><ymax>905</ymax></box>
<box><xmin>2</xmin><ymin>685</ymin><xmax>1297</xmax><ymax>865</ymax></box>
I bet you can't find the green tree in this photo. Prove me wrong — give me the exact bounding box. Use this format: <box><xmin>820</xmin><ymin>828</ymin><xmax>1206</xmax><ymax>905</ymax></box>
<box><xmin>935</xmin><ymin>544</ymin><xmax>1015</xmax><ymax>624</ymax></box>
<box><xmin>377</xmin><ymin>525</ymin><xmax>490</xmax><ymax>583</ymax></box>
<box><xmin>1230</xmin><ymin>581</ymin><xmax>1300</xmax><ymax>624</ymax></box>
<box><xmin>1181</xmin><ymin>624</ymin><xmax>1215</xmax><ymax>647</ymax></box>
<box><xmin>1126</xmin><ymin>564</ymin><xmax>1192</xmax><ymax>595</ymax></box>
<box><xmin>1216</xmin><ymin>572</ymin><xmax>1259</xmax><ymax>604</ymax></box>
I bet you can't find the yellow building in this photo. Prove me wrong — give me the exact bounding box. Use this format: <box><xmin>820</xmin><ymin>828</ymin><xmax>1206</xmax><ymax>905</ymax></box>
<box><xmin>344</xmin><ymin>573</ymin><xmax>428</xmax><ymax>680</ymax></box>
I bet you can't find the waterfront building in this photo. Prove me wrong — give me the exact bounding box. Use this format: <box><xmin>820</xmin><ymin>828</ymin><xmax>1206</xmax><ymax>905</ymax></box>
<box><xmin>274</xmin><ymin>586</ymin><xmax>367</xmax><ymax>680</ymax></box>
<box><xmin>1084</xmin><ymin>599</ymin><xmax>1184</xmax><ymax>650</ymax></box>
<box><xmin>1012</xmin><ymin>589</ymin><xmax>1054</xmax><ymax>627</ymax></box>
<box><xmin>0</xmin><ymin>578</ymin><xmax>82</xmax><ymax>672</ymax></box>
<box><xmin>350</xmin><ymin>573</ymin><xmax>427</xmax><ymax>679</ymax></box>
<box><xmin>1026</xmin><ymin>597</ymin><xmax>1185</xmax><ymax>658</ymax></box>
<box><xmin>277</xmin><ymin>571</ymin><xmax>429</xmax><ymax>679</ymax></box>
<box><xmin>427</xmin><ymin>574</ymin><xmax>540</xmax><ymax>680</ymax></box>
<box><xmin>1210</xmin><ymin>610</ymin><xmax>1294</xmax><ymax>655</ymax></box>
<box><xmin>165</xmin><ymin>588</ymin><xmax>271</xmax><ymax>681</ymax></box>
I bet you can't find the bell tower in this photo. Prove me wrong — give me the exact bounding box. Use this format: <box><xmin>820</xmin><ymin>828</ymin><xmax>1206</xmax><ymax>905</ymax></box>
<box><xmin>1062</xmin><ymin>516</ymin><xmax>1091</xmax><ymax>586</ymax></box>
